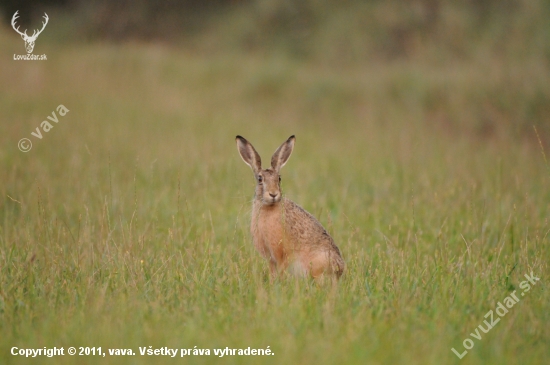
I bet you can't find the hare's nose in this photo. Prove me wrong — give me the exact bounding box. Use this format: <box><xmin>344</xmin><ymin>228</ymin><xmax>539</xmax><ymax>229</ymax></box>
<box><xmin>269</xmin><ymin>193</ymin><xmax>278</xmax><ymax>198</ymax></box>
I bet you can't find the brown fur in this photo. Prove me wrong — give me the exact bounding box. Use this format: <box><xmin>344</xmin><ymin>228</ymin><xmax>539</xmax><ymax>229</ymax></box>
<box><xmin>236</xmin><ymin>135</ymin><xmax>345</xmax><ymax>280</ymax></box>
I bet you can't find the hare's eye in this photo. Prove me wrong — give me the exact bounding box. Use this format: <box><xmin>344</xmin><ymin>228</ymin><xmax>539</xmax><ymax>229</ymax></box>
<box><xmin>279</xmin><ymin>176</ymin><xmax>281</xmax><ymax>182</ymax></box>
<box><xmin>257</xmin><ymin>175</ymin><xmax>263</xmax><ymax>183</ymax></box>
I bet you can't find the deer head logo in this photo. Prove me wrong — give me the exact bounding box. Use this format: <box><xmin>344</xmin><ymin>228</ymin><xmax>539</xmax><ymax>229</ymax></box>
<box><xmin>11</xmin><ymin>11</ymin><xmax>49</xmax><ymax>54</ymax></box>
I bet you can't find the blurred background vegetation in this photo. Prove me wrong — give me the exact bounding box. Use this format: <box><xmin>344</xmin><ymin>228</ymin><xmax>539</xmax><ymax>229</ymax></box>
<box><xmin>1</xmin><ymin>0</ymin><xmax>549</xmax><ymax>140</ymax></box>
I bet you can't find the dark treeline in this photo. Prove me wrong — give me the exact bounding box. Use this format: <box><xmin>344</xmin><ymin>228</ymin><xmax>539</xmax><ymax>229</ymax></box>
<box><xmin>1</xmin><ymin>0</ymin><xmax>239</xmax><ymax>39</ymax></box>
<box><xmin>1</xmin><ymin>0</ymin><xmax>523</xmax><ymax>41</ymax></box>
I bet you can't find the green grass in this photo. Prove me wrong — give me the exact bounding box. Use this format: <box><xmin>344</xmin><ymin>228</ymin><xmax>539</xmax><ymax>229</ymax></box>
<box><xmin>0</xmin><ymin>21</ymin><xmax>549</xmax><ymax>365</ymax></box>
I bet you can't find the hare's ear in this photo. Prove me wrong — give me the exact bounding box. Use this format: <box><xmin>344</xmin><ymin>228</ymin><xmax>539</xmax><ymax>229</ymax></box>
<box><xmin>236</xmin><ymin>135</ymin><xmax>262</xmax><ymax>173</ymax></box>
<box><xmin>271</xmin><ymin>135</ymin><xmax>295</xmax><ymax>172</ymax></box>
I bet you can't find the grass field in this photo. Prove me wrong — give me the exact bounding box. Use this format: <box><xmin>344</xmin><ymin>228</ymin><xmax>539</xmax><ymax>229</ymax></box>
<box><xmin>0</xmin><ymin>13</ymin><xmax>549</xmax><ymax>364</ymax></box>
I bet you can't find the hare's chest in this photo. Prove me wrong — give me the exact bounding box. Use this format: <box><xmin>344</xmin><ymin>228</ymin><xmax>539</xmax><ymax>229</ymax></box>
<box><xmin>251</xmin><ymin>206</ymin><xmax>287</xmax><ymax>260</ymax></box>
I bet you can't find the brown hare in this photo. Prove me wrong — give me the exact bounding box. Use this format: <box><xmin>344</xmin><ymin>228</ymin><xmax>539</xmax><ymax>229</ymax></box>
<box><xmin>236</xmin><ymin>135</ymin><xmax>344</xmax><ymax>280</ymax></box>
